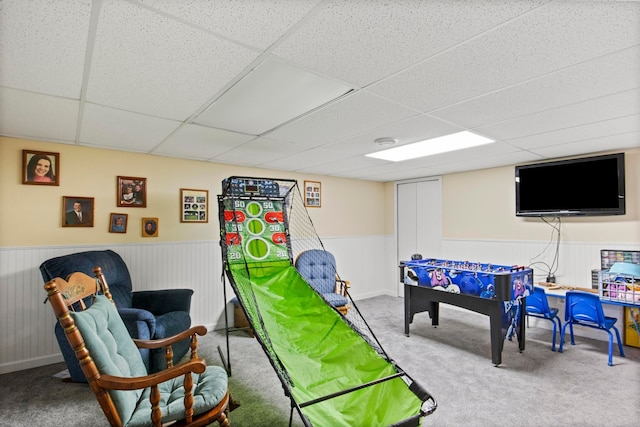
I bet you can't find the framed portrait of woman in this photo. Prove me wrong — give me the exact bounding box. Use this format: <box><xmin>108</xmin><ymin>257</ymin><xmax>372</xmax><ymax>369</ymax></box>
<box><xmin>23</xmin><ymin>150</ymin><xmax>60</xmax><ymax>186</ymax></box>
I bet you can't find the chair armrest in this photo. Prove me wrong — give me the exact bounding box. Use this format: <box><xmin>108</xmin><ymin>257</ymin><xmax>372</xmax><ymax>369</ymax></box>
<box><xmin>118</xmin><ymin>307</ymin><xmax>156</xmax><ymax>340</ymax></box>
<box><xmin>134</xmin><ymin>325</ymin><xmax>207</xmax><ymax>350</ymax></box>
<box><xmin>96</xmin><ymin>358</ymin><xmax>207</xmax><ymax>390</ymax></box>
<box><xmin>132</xmin><ymin>289</ymin><xmax>193</xmax><ymax>315</ymax></box>
<box><xmin>335</xmin><ymin>277</ymin><xmax>350</xmax><ymax>296</ymax></box>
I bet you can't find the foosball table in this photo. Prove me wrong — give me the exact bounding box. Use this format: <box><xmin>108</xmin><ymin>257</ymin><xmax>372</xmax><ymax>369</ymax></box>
<box><xmin>400</xmin><ymin>258</ymin><xmax>534</xmax><ymax>366</ymax></box>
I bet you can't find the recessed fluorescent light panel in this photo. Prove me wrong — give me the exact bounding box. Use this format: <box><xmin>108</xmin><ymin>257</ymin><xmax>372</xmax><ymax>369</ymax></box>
<box><xmin>366</xmin><ymin>131</ymin><xmax>495</xmax><ymax>162</ymax></box>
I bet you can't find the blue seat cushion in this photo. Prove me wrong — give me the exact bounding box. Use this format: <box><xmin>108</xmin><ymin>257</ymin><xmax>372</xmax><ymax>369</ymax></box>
<box><xmin>70</xmin><ymin>296</ymin><xmax>148</xmax><ymax>423</ymax></box>
<box><xmin>322</xmin><ymin>292</ymin><xmax>349</xmax><ymax>307</ymax></box>
<box><xmin>126</xmin><ymin>366</ymin><xmax>228</xmax><ymax>427</ymax></box>
<box><xmin>71</xmin><ymin>296</ymin><xmax>227</xmax><ymax>426</ymax></box>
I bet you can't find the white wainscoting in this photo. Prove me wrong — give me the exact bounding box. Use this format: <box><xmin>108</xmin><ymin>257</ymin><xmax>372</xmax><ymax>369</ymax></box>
<box><xmin>441</xmin><ymin>238</ymin><xmax>640</xmax><ymax>286</ymax></box>
<box><xmin>0</xmin><ymin>235</ymin><xmax>394</xmax><ymax>374</ymax></box>
<box><xmin>2</xmin><ymin>236</ymin><xmax>636</xmax><ymax>374</ymax></box>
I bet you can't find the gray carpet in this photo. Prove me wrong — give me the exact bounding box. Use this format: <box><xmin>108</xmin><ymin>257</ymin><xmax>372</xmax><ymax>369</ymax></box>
<box><xmin>1</xmin><ymin>295</ymin><xmax>639</xmax><ymax>426</ymax></box>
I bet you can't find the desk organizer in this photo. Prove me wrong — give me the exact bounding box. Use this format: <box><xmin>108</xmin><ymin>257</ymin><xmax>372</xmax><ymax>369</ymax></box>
<box><xmin>599</xmin><ymin>262</ymin><xmax>640</xmax><ymax>305</ymax></box>
<box><xmin>600</xmin><ymin>249</ymin><xmax>640</xmax><ymax>270</ymax></box>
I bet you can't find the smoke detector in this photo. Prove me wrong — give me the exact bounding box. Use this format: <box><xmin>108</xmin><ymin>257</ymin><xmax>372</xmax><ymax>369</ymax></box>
<box><xmin>374</xmin><ymin>137</ymin><xmax>398</xmax><ymax>147</ymax></box>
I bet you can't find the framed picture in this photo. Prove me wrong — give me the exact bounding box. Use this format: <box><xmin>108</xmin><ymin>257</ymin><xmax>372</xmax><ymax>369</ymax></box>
<box><xmin>117</xmin><ymin>176</ymin><xmax>147</xmax><ymax>207</ymax></box>
<box><xmin>180</xmin><ymin>188</ymin><xmax>208</xmax><ymax>223</ymax></box>
<box><xmin>22</xmin><ymin>149</ymin><xmax>60</xmax><ymax>186</ymax></box>
<box><xmin>623</xmin><ymin>307</ymin><xmax>640</xmax><ymax>348</ymax></box>
<box><xmin>142</xmin><ymin>217</ymin><xmax>159</xmax><ymax>237</ymax></box>
<box><xmin>304</xmin><ymin>180</ymin><xmax>321</xmax><ymax>208</ymax></box>
<box><xmin>109</xmin><ymin>213</ymin><xmax>128</xmax><ymax>233</ymax></box>
<box><xmin>62</xmin><ymin>196</ymin><xmax>94</xmax><ymax>227</ymax></box>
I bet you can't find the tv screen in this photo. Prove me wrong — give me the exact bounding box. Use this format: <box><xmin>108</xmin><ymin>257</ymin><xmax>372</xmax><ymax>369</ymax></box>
<box><xmin>515</xmin><ymin>153</ymin><xmax>625</xmax><ymax>217</ymax></box>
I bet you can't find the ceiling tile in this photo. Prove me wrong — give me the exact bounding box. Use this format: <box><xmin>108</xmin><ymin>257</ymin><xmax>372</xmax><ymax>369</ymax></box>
<box><xmin>140</xmin><ymin>0</ymin><xmax>322</xmax><ymax>50</ymax></box>
<box><xmin>370</xmin><ymin>1</ymin><xmax>640</xmax><ymax>112</ymax></box>
<box><xmin>0</xmin><ymin>88</ymin><xmax>79</xmax><ymax>142</ymax></box>
<box><xmin>477</xmin><ymin>88</ymin><xmax>640</xmax><ymax>141</ymax></box>
<box><xmin>273</xmin><ymin>0</ymin><xmax>547</xmax><ymax>86</ymax></box>
<box><xmin>298</xmin><ymin>155</ymin><xmax>389</xmax><ymax>176</ymax></box>
<box><xmin>1</xmin><ymin>1</ymin><xmax>638</xmax><ymax>183</ymax></box>
<box><xmin>79</xmin><ymin>103</ymin><xmax>180</xmax><ymax>151</ymax></box>
<box><xmin>0</xmin><ymin>0</ymin><xmax>91</xmax><ymax>98</ymax></box>
<box><xmin>152</xmin><ymin>124</ymin><xmax>255</xmax><ymax>159</ymax></box>
<box><xmin>260</xmin><ymin>147</ymin><xmax>344</xmax><ymax>171</ymax></box>
<box><xmin>507</xmin><ymin>115</ymin><xmax>640</xmax><ymax>150</ymax></box>
<box><xmin>431</xmin><ymin>46</ymin><xmax>640</xmax><ymax>129</ymax></box>
<box><xmin>211</xmin><ymin>137</ymin><xmax>306</xmax><ymax>166</ymax></box>
<box><xmin>265</xmin><ymin>91</ymin><xmax>418</xmax><ymax>146</ymax></box>
<box><xmin>326</xmin><ymin>114</ymin><xmax>465</xmax><ymax>157</ymax></box>
<box><xmin>330</xmin><ymin>160</ymin><xmax>418</xmax><ymax>180</ymax></box>
<box><xmin>86</xmin><ymin>0</ymin><xmax>259</xmax><ymax>120</ymax></box>
<box><xmin>528</xmin><ymin>132</ymin><xmax>640</xmax><ymax>159</ymax></box>
<box><xmin>398</xmin><ymin>141</ymin><xmax>521</xmax><ymax>169</ymax></box>
<box><xmin>349</xmin><ymin>166</ymin><xmax>445</xmax><ymax>182</ymax></box>
<box><xmin>438</xmin><ymin>150</ymin><xmax>543</xmax><ymax>174</ymax></box>
<box><xmin>193</xmin><ymin>58</ymin><xmax>352</xmax><ymax>135</ymax></box>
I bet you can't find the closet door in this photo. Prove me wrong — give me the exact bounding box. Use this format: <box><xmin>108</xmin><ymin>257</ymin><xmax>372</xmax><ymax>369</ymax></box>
<box><xmin>396</xmin><ymin>178</ymin><xmax>442</xmax><ymax>296</ymax></box>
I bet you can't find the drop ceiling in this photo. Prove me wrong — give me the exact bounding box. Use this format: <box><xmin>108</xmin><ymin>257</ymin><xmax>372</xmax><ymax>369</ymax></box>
<box><xmin>1</xmin><ymin>0</ymin><xmax>639</xmax><ymax>182</ymax></box>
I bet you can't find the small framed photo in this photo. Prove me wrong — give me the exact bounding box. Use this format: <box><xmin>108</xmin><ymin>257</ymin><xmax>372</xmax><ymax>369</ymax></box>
<box><xmin>304</xmin><ymin>180</ymin><xmax>321</xmax><ymax>208</ymax></box>
<box><xmin>62</xmin><ymin>196</ymin><xmax>94</xmax><ymax>227</ymax></box>
<box><xmin>117</xmin><ymin>176</ymin><xmax>147</xmax><ymax>207</ymax></box>
<box><xmin>180</xmin><ymin>188</ymin><xmax>208</xmax><ymax>223</ymax></box>
<box><xmin>23</xmin><ymin>149</ymin><xmax>60</xmax><ymax>186</ymax></box>
<box><xmin>142</xmin><ymin>217</ymin><xmax>159</xmax><ymax>237</ymax></box>
<box><xmin>109</xmin><ymin>213</ymin><xmax>128</xmax><ymax>234</ymax></box>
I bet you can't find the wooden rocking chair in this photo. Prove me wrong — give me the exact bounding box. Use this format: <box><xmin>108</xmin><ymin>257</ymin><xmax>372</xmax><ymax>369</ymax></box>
<box><xmin>45</xmin><ymin>270</ymin><xmax>234</xmax><ymax>427</ymax></box>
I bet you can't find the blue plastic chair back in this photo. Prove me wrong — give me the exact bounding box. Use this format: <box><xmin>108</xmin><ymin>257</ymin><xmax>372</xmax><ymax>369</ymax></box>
<box><xmin>560</xmin><ymin>291</ymin><xmax>625</xmax><ymax>366</ymax></box>
<box><xmin>525</xmin><ymin>286</ymin><xmax>561</xmax><ymax>351</ymax></box>
<box><xmin>565</xmin><ymin>291</ymin><xmax>604</xmax><ymax>326</ymax></box>
<box><xmin>526</xmin><ymin>286</ymin><xmax>552</xmax><ymax>315</ymax></box>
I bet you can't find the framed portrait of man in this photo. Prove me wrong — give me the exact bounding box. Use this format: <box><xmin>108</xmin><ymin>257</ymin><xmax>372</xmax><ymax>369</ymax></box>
<box><xmin>23</xmin><ymin>150</ymin><xmax>60</xmax><ymax>186</ymax></box>
<box><xmin>62</xmin><ymin>196</ymin><xmax>94</xmax><ymax>227</ymax></box>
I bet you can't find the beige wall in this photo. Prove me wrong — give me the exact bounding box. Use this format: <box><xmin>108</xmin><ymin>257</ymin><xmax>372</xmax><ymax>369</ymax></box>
<box><xmin>0</xmin><ymin>137</ymin><xmax>387</xmax><ymax>247</ymax></box>
<box><xmin>442</xmin><ymin>148</ymin><xmax>639</xmax><ymax>242</ymax></box>
<box><xmin>3</xmin><ymin>137</ymin><xmax>637</xmax><ymax>247</ymax></box>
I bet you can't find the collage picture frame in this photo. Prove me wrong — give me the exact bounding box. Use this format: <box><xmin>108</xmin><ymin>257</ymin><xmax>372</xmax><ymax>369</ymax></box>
<box><xmin>180</xmin><ymin>188</ymin><xmax>208</xmax><ymax>223</ymax></box>
<box><xmin>304</xmin><ymin>180</ymin><xmax>321</xmax><ymax>207</ymax></box>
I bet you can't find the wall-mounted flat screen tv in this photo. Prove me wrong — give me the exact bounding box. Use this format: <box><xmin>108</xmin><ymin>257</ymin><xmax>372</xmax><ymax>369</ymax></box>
<box><xmin>515</xmin><ymin>153</ymin><xmax>625</xmax><ymax>217</ymax></box>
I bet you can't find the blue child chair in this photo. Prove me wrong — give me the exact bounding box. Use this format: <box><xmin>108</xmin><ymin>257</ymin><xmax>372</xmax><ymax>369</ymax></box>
<box><xmin>525</xmin><ymin>286</ymin><xmax>562</xmax><ymax>351</ymax></box>
<box><xmin>559</xmin><ymin>291</ymin><xmax>625</xmax><ymax>366</ymax></box>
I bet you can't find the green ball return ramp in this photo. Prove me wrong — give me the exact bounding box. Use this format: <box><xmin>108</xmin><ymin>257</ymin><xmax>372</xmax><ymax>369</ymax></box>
<box><xmin>218</xmin><ymin>177</ymin><xmax>437</xmax><ymax>427</ymax></box>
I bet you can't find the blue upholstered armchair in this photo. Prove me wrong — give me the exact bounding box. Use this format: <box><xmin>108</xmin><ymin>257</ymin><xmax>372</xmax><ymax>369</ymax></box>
<box><xmin>295</xmin><ymin>249</ymin><xmax>350</xmax><ymax>315</ymax></box>
<box><xmin>40</xmin><ymin>249</ymin><xmax>193</xmax><ymax>381</ymax></box>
